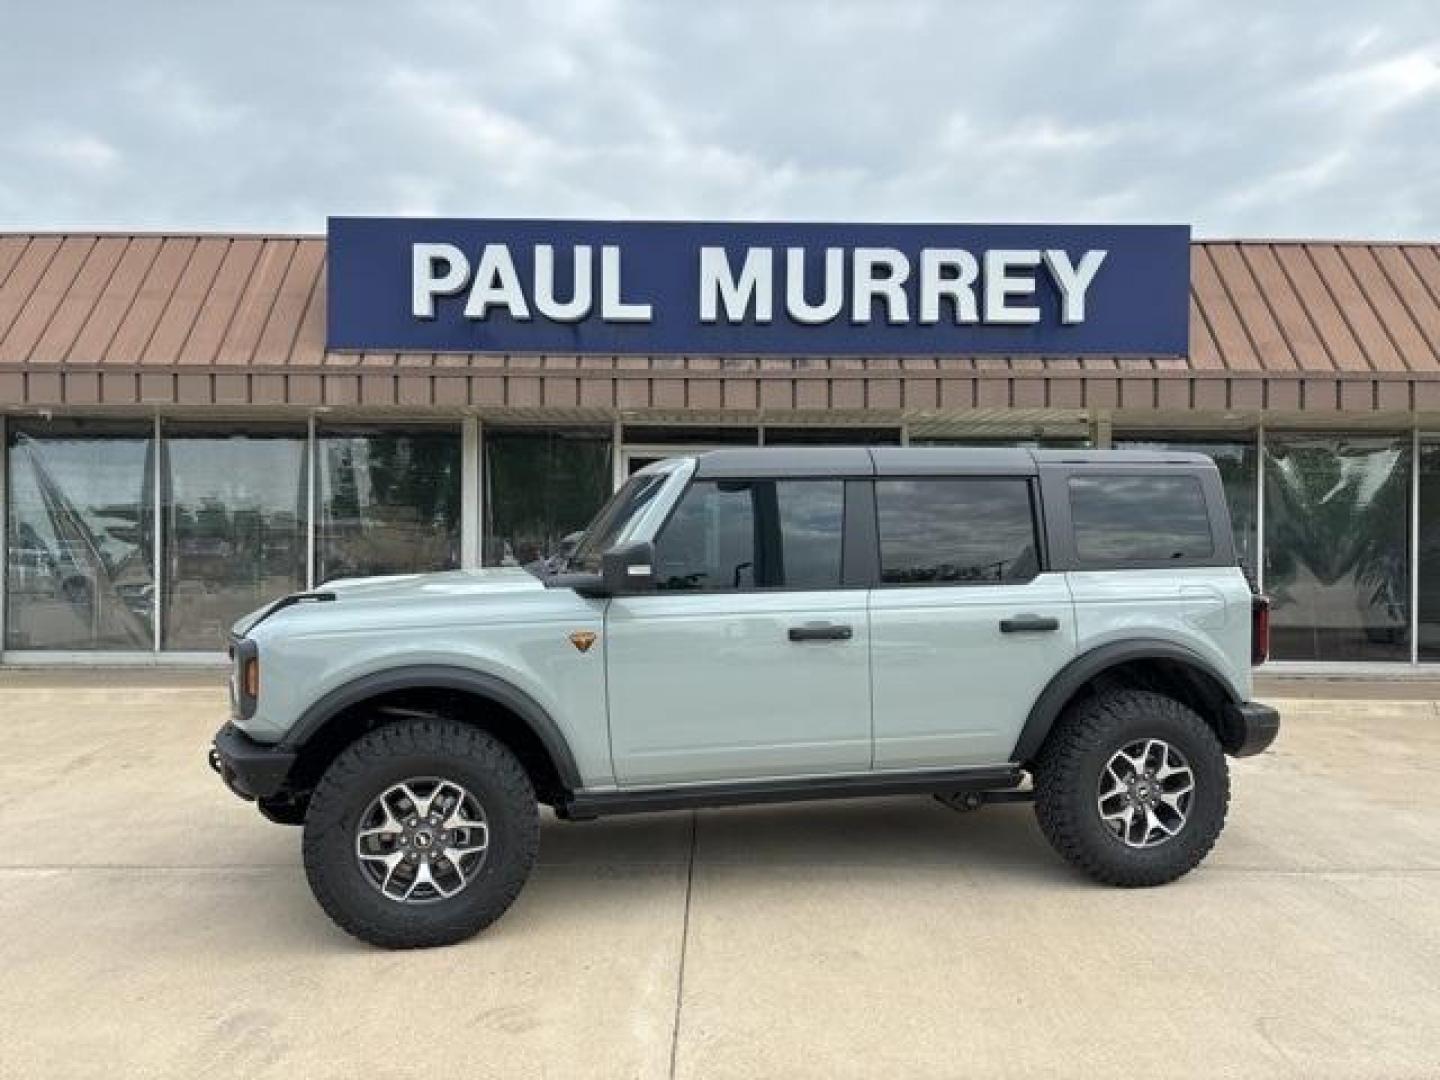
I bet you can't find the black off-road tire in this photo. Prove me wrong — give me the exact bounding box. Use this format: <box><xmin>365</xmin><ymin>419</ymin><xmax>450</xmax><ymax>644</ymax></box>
<box><xmin>1032</xmin><ymin>689</ymin><xmax>1229</xmax><ymax>887</ymax></box>
<box><xmin>302</xmin><ymin>720</ymin><xmax>539</xmax><ymax>948</ymax></box>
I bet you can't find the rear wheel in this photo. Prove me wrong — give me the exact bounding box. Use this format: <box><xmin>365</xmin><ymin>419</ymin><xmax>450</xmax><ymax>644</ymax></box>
<box><xmin>302</xmin><ymin>720</ymin><xmax>539</xmax><ymax>948</ymax></box>
<box><xmin>1033</xmin><ymin>689</ymin><xmax>1229</xmax><ymax>886</ymax></box>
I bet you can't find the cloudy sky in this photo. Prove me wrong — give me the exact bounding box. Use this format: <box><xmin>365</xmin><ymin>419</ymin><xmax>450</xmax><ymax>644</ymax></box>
<box><xmin>2</xmin><ymin>1</ymin><xmax>1437</xmax><ymax>238</ymax></box>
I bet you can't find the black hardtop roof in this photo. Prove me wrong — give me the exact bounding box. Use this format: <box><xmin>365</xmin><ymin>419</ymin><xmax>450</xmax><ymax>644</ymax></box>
<box><xmin>691</xmin><ymin>446</ymin><xmax>1217</xmax><ymax>478</ymax></box>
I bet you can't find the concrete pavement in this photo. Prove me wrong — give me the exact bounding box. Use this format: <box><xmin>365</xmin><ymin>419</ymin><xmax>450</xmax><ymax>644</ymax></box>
<box><xmin>1</xmin><ymin>680</ymin><xmax>1438</xmax><ymax>1078</ymax></box>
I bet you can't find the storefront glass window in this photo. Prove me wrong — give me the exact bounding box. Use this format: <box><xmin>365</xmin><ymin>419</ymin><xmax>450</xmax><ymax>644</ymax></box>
<box><xmin>1264</xmin><ymin>434</ymin><xmax>1411</xmax><ymax>661</ymax></box>
<box><xmin>1114</xmin><ymin>438</ymin><xmax>1258</xmax><ymax>570</ymax></box>
<box><xmin>162</xmin><ymin>427</ymin><xmax>308</xmax><ymax>650</ymax></box>
<box><xmin>484</xmin><ymin>428</ymin><xmax>613</xmax><ymax>567</ymax></box>
<box><xmin>5</xmin><ymin>423</ymin><xmax>155</xmax><ymax>650</ymax></box>
<box><xmin>317</xmin><ymin>427</ymin><xmax>461</xmax><ymax>583</ymax></box>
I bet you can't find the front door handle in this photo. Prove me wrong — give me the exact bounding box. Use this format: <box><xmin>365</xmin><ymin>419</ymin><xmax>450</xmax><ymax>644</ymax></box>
<box><xmin>788</xmin><ymin>623</ymin><xmax>853</xmax><ymax>642</ymax></box>
<box><xmin>999</xmin><ymin>614</ymin><xmax>1060</xmax><ymax>634</ymax></box>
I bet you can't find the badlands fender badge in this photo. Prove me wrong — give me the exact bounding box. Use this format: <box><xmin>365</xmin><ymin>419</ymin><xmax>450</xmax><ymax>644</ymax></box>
<box><xmin>569</xmin><ymin>631</ymin><xmax>598</xmax><ymax>653</ymax></box>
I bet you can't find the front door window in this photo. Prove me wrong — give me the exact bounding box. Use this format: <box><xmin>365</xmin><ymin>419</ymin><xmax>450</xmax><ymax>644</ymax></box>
<box><xmin>654</xmin><ymin>479</ymin><xmax>845</xmax><ymax>591</ymax></box>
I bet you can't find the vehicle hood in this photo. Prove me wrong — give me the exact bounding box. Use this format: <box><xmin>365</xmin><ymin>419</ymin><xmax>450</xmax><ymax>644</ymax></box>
<box><xmin>231</xmin><ymin>567</ymin><xmax>545</xmax><ymax>636</ymax></box>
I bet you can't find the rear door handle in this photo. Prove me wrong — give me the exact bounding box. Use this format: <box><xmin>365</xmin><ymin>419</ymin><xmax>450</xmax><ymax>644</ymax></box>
<box><xmin>999</xmin><ymin>614</ymin><xmax>1060</xmax><ymax>634</ymax></box>
<box><xmin>788</xmin><ymin>623</ymin><xmax>853</xmax><ymax>642</ymax></box>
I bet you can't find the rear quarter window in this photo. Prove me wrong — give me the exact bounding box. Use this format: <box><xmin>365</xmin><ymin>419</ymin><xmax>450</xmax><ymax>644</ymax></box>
<box><xmin>1068</xmin><ymin>473</ymin><xmax>1215</xmax><ymax>564</ymax></box>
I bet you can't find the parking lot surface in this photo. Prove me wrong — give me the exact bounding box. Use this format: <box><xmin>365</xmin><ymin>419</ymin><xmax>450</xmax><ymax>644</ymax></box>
<box><xmin>1</xmin><ymin>675</ymin><xmax>1438</xmax><ymax>1078</ymax></box>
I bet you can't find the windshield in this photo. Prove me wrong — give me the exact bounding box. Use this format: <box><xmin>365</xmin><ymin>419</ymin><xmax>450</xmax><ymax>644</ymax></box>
<box><xmin>569</xmin><ymin>472</ymin><xmax>669</xmax><ymax>573</ymax></box>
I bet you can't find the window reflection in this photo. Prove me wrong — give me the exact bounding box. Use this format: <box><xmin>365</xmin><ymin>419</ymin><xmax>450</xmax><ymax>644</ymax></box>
<box><xmin>5</xmin><ymin>425</ymin><xmax>155</xmax><ymax>650</ymax></box>
<box><xmin>1070</xmin><ymin>475</ymin><xmax>1213</xmax><ymax>564</ymax></box>
<box><xmin>318</xmin><ymin>428</ymin><xmax>460</xmax><ymax>582</ymax></box>
<box><xmin>163</xmin><ymin>429</ymin><xmax>308</xmax><ymax>650</ymax></box>
<box><xmin>1264</xmin><ymin>435</ymin><xmax>1410</xmax><ymax>661</ymax></box>
<box><xmin>877</xmin><ymin>479</ymin><xmax>1037</xmax><ymax>584</ymax></box>
<box><xmin>774</xmin><ymin>482</ymin><xmax>845</xmax><ymax>588</ymax></box>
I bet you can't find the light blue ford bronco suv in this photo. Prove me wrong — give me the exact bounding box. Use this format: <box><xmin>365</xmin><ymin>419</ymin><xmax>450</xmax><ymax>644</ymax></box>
<box><xmin>211</xmin><ymin>448</ymin><xmax>1279</xmax><ymax>948</ymax></box>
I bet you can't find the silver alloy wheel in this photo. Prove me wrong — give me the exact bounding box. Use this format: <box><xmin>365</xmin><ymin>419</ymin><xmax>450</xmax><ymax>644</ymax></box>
<box><xmin>355</xmin><ymin>778</ymin><xmax>489</xmax><ymax>904</ymax></box>
<box><xmin>1096</xmin><ymin>739</ymin><xmax>1195</xmax><ymax>849</ymax></box>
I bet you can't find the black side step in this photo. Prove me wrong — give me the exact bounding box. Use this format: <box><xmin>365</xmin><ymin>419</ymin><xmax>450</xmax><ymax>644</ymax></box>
<box><xmin>558</xmin><ymin>765</ymin><xmax>1022</xmax><ymax>820</ymax></box>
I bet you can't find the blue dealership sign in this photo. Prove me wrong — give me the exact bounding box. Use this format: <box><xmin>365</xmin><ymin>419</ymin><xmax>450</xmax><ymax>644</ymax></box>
<box><xmin>327</xmin><ymin>217</ymin><xmax>1190</xmax><ymax>356</ymax></box>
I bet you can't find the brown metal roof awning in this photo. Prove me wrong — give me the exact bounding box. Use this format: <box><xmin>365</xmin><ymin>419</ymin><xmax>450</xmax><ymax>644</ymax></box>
<box><xmin>1</xmin><ymin>233</ymin><xmax>1438</xmax><ymax>415</ymax></box>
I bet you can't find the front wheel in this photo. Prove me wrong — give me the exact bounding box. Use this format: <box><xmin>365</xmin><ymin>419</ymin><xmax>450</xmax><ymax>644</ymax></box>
<box><xmin>1032</xmin><ymin>689</ymin><xmax>1229</xmax><ymax>887</ymax></box>
<box><xmin>302</xmin><ymin>720</ymin><xmax>539</xmax><ymax>948</ymax></box>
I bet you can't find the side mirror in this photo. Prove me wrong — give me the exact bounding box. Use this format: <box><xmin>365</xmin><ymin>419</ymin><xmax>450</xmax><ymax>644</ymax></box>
<box><xmin>602</xmin><ymin>540</ymin><xmax>656</xmax><ymax>595</ymax></box>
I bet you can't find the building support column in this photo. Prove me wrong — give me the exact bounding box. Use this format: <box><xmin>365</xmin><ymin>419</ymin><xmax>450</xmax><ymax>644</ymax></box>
<box><xmin>1255</xmin><ymin>424</ymin><xmax>1266</xmax><ymax>593</ymax></box>
<box><xmin>1412</xmin><ymin>424</ymin><xmax>1420</xmax><ymax>665</ymax></box>
<box><xmin>305</xmin><ymin>412</ymin><xmax>317</xmax><ymax>589</ymax></box>
<box><xmin>0</xmin><ymin>414</ymin><xmax>7</xmax><ymax>655</ymax></box>
<box><xmin>611</xmin><ymin>418</ymin><xmax>625</xmax><ymax>492</ymax></box>
<box><xmin>461</xmin><ymin>415</ymin><xmax>482</xmax><ymax>569</ymax></box>
<box><xmin>1089</xmin><ymin>410</ymin><xmax>1112</xmax><ymax>449</ymax></box>
<box><xmin>151</xmin><ymin>413</ymin><xmax>163</xmax><ymax>653</ymax></box>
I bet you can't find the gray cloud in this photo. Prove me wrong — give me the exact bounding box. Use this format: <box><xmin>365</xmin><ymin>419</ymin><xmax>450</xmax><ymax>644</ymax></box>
<box><xmin>1</xmin><ymin>0</ymin><xmax>1437</xmax><ymax>237</ymax></box>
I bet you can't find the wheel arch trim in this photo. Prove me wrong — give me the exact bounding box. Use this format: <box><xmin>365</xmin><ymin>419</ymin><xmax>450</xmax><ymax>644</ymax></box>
<box><xmin>282</xmin><ymin>665</ymin><xmax>582</xmax><ymax>790</ymax></box>
<box><xmin>1012</xmin><ymin>639</ymin><xmax>1242</xmax><ymax>764</ymax></box>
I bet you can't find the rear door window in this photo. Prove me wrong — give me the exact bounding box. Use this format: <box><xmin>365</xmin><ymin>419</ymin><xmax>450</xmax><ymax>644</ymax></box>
<box><xmin>875</xmin><ymin>478</ymin><xmax>1039</xmax><ymax>584</ymax></box>
<box><xmin>1068</xmin><ymin>474</ymin><xmax>1214</xmax><ymax>564</ymax></box>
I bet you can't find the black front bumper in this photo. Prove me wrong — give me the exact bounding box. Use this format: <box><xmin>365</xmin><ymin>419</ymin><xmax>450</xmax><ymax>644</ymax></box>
<box><xmin>209</xmin><ymin>722</ymin><xmax>297</xmax><ymax>800</ymax></box>
<box><xmin>1223</xmin><ymin>700</ymin><xmax>1281</xmax><ymax>758</ymax></box>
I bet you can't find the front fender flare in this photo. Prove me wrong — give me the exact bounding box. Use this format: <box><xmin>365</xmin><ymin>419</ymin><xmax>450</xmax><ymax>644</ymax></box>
<box><xmin>1011</xmin><ymin>640</ymin><xmax>1241</xmax><ymax>765</ymax></box>
<box><xmin>281</xmin><ymin>664</ymin><xmax>582</xmax><ymax>790</ymax></box>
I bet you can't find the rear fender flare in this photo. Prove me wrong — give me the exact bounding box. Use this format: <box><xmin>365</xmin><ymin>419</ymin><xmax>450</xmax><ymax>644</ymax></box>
<box><xmin>1011</xmin><ymin>640</ymin><xmax>1241</xmax><ymax>764</ymax></box>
